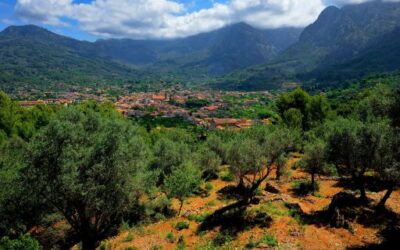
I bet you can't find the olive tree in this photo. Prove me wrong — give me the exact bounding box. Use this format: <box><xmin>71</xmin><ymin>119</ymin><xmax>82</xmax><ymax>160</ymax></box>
<box><xmin>196</xmin><ymin>145</ymin><xmax>222</xmax><ymax>180</ymax></box>
<box><xmin>326</xmin><ymin>119</ymin><xmax>387</xmax><ymax>201</ymax></box>
<box><xmin>302</xmin><ymin>140</ymin><xmax>326</xmax><ymax>194</ymax></box>
<box><xmin>164</xmin><ymin>161</ymin><xmax>201</xmax><ymax>215</ymax></box>
<box><xmin>24</xmin><ymin>107</ymin><xmax>150</xmax><ymax>250</ymax></box>
<box><xmin>263</xmin><ymin>126</ymin><xmax>299</xmax><ymax>179</ymax></box>
<box><xmin>152</xmin><ymin>138</ymin><xmax>190</xmax><ymax>180</ymax></box>
<box><xmin>226</xmin><ymin>137</ymin><xmax>266</xmax><ymax>201</ymax></box>
<box><xmin>376</xmin><ymin>129</ymin><xmax>400</xmax><ymax>208</ymax></box>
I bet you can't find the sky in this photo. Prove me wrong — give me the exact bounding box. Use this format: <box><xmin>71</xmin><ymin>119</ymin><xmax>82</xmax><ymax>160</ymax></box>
<box><xmin>0</xmin><ymin>0</ymin><xmax>398</xmax><ymax>41</ymax></box>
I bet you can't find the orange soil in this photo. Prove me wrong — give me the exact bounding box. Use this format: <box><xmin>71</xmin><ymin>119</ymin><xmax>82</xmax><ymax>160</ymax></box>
<box><xmin>105</xmin><ymin>159</ymin><xmax>398</xmax><ymax>250</ymax></box>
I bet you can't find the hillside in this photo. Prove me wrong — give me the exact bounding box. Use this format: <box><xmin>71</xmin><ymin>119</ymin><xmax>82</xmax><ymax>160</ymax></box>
<box><xmin>221</xmin><ymin>0</ymin><xmax>400</xmax><ymax>90</ymax></box>
<box><xmin>0</xmin><ymin>23</ymin><xmax>303</xmax><ymax>92</ymax></box>
<box><xmin>95</xmin><ymin>23</ymin><xmax>302</xmax><ymax>76</ymax></box>
<box><xmin>0</xmin><ymin>25</ymin><xmax>142</xmax><ymax>92</ymax></box>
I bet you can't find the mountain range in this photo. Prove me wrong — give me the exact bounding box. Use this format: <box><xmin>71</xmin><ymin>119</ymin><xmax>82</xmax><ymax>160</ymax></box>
<box><xmin>223</xmin><ymin>0</ymin><xmax>400</xmax><ymax>90</ymax></box>
<box><xmin>1</xmin><ymin>0</ymin><xmax>400</xmax><ymax>91</ymax></box>
<box><xmin>0</xmin><ymin>22</ymin><xmax>301</xmax><ymax>91</ymax></box>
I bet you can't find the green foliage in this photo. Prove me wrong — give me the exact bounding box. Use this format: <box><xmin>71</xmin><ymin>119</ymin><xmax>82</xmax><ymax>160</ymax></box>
<box><xmin>302</xmin><ymin>139</ymin><xmax>327</xmax><ymax>193</ymax></box>
<box><xmin>227</xmin><ymin>137</ymin><xmax>265</xmax><ymax>186</ymax></box>
<box><xmin>152</xmin><ymin>138</ymin><xmax>190</xmax><ymax>179</ymax></box>
<box><xmin>291</xmin><ymin>180</ymin><xmax>320</xmax><ymax>196</ymax></box>
<box><xmin>204</xmin><ymin>182</ymin><xmax>214</xmax><ymax>191</ymax></box>
<box><xmin>123</xmin><ymin>232</ymin><xmax>134</xmax><ymax>242</ymax></box>
<box><xmin>22</xmin><ymin>106</ymin><xmax>151</xmax><ymax>249</ymax></box>
<box><xmin>276</xmin><ymin>88</ymin><xmax>330</xmax><ymax>130</ymax></box>
<box><xmin>0</xmin><ymin>235</ymin><xmax>41</xmax><ymax>250</ymax></box>
<box><xmin>196</xmin><ymin>146</ymin><xmax>222</xmax><ymax>179</ymax></box>
<box><xmin>259</xmin><ymin>234</ymin><xmax>278</xmax><ymax>247</ymax></box>
<box><xmin>187</xmin><ymin>212</ymin><xmax>210</xmax><ymax>223</ymax></box>
<box><xmin>174</xmin><ymin>221</ymin><xmax>190</xmax><ymax>231</ymax></box>
<box><xmin>219</xmin><ymin>171</ymin><xmax>234</xmax><ymax>182</ymax></box>
<box><xmin>164</xmin><ymin>161</ymin><xmax>201</xmax><ymax>215</ymax></box>
<box><xmin>165</xmin><ymin>232</ymin><xmax>176</xmax><ymax>243</ymax></box>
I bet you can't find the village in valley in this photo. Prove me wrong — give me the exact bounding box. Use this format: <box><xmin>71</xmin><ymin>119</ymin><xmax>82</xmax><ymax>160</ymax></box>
<box><xmin>17</xmin><ymin>88</ymin><xmax>275</xmax><ymax>130</ymax></box>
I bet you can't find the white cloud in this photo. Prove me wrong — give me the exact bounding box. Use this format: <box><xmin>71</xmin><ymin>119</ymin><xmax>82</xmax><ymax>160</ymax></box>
<box><xmin>13</xmin><ymin>0</ymin><xmax>400</xmax><ymax>39</ymax></box>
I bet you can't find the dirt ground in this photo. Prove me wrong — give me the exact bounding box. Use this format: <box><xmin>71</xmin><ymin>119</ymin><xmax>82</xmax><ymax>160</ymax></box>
<box><xmin>104</xmin><ymin>159</ymin><xmax>399</xmax><ymax>250</ymax></box>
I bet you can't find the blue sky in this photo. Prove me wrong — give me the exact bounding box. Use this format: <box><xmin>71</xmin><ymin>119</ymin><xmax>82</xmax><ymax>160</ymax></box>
<box><xmin>0</xmin><ymin>0</ymin><xmax>390</xmax><ymax>41</ymax></box>
<box><xmin>0</xmin><ymin>0</ymin><xmax>227</xmax><ymax>40</ymax></box>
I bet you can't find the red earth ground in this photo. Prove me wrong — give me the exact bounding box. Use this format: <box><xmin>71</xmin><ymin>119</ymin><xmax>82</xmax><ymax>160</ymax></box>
<box><xmin>99</xmin><ymin>157</ymin><xmax>399</xmax><ymax>250</ymax></box>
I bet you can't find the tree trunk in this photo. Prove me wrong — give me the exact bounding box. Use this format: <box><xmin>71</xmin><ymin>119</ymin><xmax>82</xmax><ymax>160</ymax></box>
<box><xmin>311</xmin><ymin>172</ymin><xmax>316</xmax><ymax>195</ymax></box>
<box><xmin>377</xmin><ymin>186</ymin><xmax>394</xmax><ymax>209</ymax></box>
<box><xmin>178</xmin><ymin>199</ymin><xmax>184</xmax><ymax>216</ymax></box>
<box><xmin>81</xmin><ymin>237</ymin><xmax>98</xmax><ymax>250</ymax></box>
<box><xmin>359</xmin><ymin>176</ymin><xmax>367</xmax><ymax>202</ymax></box>
<box><xmin>276</xmin><ymin>167</ymin><xmax>281</xmax><ymax>181</ymax></box>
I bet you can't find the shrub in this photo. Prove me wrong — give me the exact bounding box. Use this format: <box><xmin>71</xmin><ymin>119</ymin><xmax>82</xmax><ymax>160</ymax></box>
<box><xmin>220</xmin><ymin>171</ymin><xmax>234</xmax><ymax>182</ymax></box>
<box><xmin>0</xmin><ymin>235</ymin><xmax>41</xmax><ymax>250</ymax></box>
<box><xmin>260</xmin><ymin>234</ymin><xmax>278</xmax><ymax>247</ymax></box>
<box><xmin>291</xmin><ymin>180</ymin><xmax>319</xmax><ymax>196</ymax></box>
<box><xmin>175</xmin><ymin>221</ymin><xmax>190</xmax><ymax>230</ymax></box>
<box><xmin>176</xmin><ymin>236</ymin><xmax>186</xmax><ymax>250</ymax></box>
<box><xmin>124</xmin><ymin>247</ymin><xmax>139</xmax><ymax>250</ymax></box>
<box><xmin>188</xmin><ymin>212</ymin><xmax>210</xmax><ymax>223</ymax></box>
<box><xmin>205</xmin><ymin>182</ymin><xmax>214</xmax><ymax>191</ymax></box>
<box><xmin>165</xmin><ymin>232</ymin><xmax>176</xmax><ymax>243</ymax></box>
<box><xmin>213</xmin><ymin>231</ymin><xmax>233</xmax><ymax>246</ymax></box>
<box><xmin>123</xmin><ymin>232</ymin><xmax>134</xmax><ymax>242</ymax></box>
<box><xmin>245</xmin><ymin>236</ymin><xmax>258</xmax><ymax>249</ymax></box>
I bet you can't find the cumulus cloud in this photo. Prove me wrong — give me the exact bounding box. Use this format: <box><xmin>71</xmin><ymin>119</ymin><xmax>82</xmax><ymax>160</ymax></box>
<box><xmin>12</xmin><ymin>0</ymin><xmax>400</xmax><ymax>39</ymax></box>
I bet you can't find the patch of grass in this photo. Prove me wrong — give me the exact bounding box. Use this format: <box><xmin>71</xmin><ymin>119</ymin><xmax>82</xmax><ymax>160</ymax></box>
<box><xmin>165</xmin><ymin>232</ymin><xmax>176</xmax><ymax>243</ymax></box>
<box><xmin>260</xmin><ymin>234</ymin><xmax>278</xmax><ymax>247</ymax></box>
<box><xmin>205</xmin><ymin>182</ymin><xmax>214</xmax><ymax>191</ymax></box>
<box><xmin>99</xmin><ymin>241</ymin><xmax>112</xmax><ymax>250</ymax></box>
<box><xmin>150</xmin><ymin>245</ymin><xmax>163</xmax><ymax>250</ymax></box>
<box><xmin>120</xmin><ymin>220</ymin><xmax>131</xmax><ymax>231</ymax></box>
<box><xmin>123</xmin><ymin>232</ymin><xmax>134</xmax><ymax>242</ymax></box>
<box><xmin>124</xmin><ymin>247</ymin><xmax>139</xmax><ymax>250</ymax></box>
<box><xmin>176</xmin><ymin>236</ymin><xmax>186</xmax><ymax>250</ymax></box>
<box><xmin>245</xmin><ymin>236</ymin><xmax>258</xmax><ymax>249</ymax></box>
<box><xmin>213</xmin><ymin>231</ymin><xmax>233</xmax><ymax>246</ymax></box>
<box><xmin>205</xmin><ymin>200</ymin><xmax>216</xmax><ymax>207</ymax></box>
<box><xmin>253</xmin><ymin>187</ymin><xmax>263</xmax><ymax>196</ymax></box>
<box><xmin>259</xmin><ymin>202</ymin><xmax>288</xmax><ymax>217</ymax></box>
<box><xmin>188</xmin><ymin>212</ymin><xmax>211</xmax><ymax>223</ymax></box>
<box><xmin>175</xmin><ymin>221</ymin><xmax>190</xmax><ymax>231</ymax></box>
<box><xmin>244</xmin><ymin>233</ymin><xmax>278</xmax><ymax>249</ymax></box>
<box><xmin>220</xmin><ymin>171</ymin><xmax>234</xmax><ymax>182</ymax></box>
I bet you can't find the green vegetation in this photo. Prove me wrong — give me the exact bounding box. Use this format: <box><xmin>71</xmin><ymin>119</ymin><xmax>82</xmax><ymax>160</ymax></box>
<box><xmin>1</xmin><ymin>73</ymin><xmax>400</xmax><ymax>249</ymax></box>
<box><xmin>174</xmin><ymin>221</ymin><xmax>190</xmax><ymax>231</ymax></box>
<box><xmin>0</xmin><ymin>235</ymin><xmax>40</xmax><ymax>250</ymax></box>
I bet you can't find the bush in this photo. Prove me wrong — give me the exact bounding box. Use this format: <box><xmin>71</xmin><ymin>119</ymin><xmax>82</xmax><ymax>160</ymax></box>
<box><xmin>176</xmin><ymin>235</ymin><xmax>186</xmax><ymax>250</ymax></box>
<box><xmin>165</xmin><ymin>232</ymin><xmax>176</xmax><ymax>243</ymax></box>
<box><xmin>260</xmin><ymin>234</ymin><xmax>278</xmax><ymax>247</ymax></box>
<box><xmin>291</xmin><ymin>180</ymin><xmax>319</xmax><ymax>196</ymax></box>
<box><xmin>123</xmin><ymin>232</ymin><xmax>134</xmax><ymax>242</ymax></box>
<box><xmin>220</xmin><ymin>171</ymin><xmax>234</xmax><ymax>182</ymax></box>
<box><xmin>204</xmin><ymin>182</ymin><xmax>214</xmax><ymax>191</ymax></box>
<box><xmin>291</xmin><ymin>160</ymin><xmax>305</xmax><ymax>170</ymax></box>
<box><xmin>187</xmin><ymin>212</ymin><xmax>210</xmax><ymax>223</ymax></box>
<box><xmin>0</xmin><ymin>235</ymin><xmax>41</xmax><ymax>250</ymax></box>
<box><xmin>174</xmin><ymin>221</ymin><xmax>190</xmax><ymax>230</ymax></box>
<box><xmin>213</xmin><ymin>231</ymin><xmax>233</xmax><ymax>246</ymax></box>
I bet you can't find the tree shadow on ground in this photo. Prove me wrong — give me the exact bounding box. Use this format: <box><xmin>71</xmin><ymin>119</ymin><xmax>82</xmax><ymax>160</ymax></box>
<box><xmin>346</xmin><ymin>225</ymin><xmax>400</xmax><ymax>250</ymax></box>
<box><xmin>216</xmin><ymin>185</ymin><xmax>246</xmax><ymax>200</ymax></box>
<box><xmin>333</xmin><ymin>176</ymin><xmax>387</xmax><ymax>193</ymax></box>
<box><xmin>285</xmin><ymin>192</ymin><xmax>399</xmax><ymax>231</ymax></box>
<box><xmin>197</xmin><ymin>200</ymin><xmax>272</xmax><ymax>245</ymax></box>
